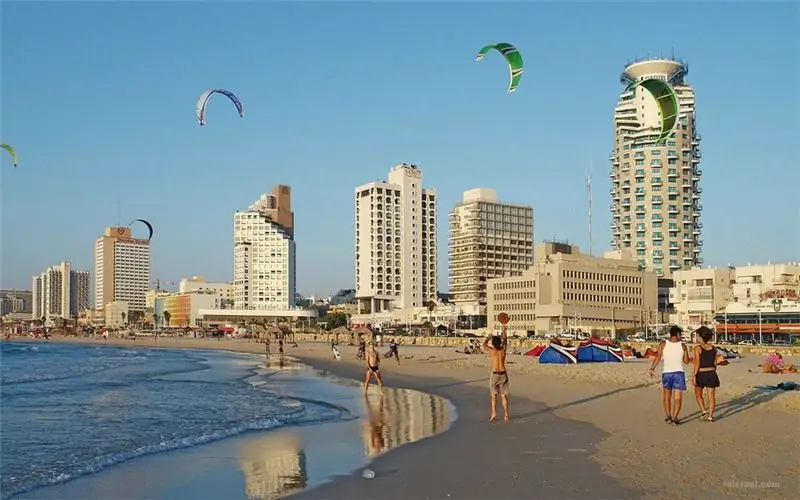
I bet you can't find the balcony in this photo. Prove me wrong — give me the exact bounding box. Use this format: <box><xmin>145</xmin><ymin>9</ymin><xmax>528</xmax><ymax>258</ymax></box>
<box><xmin>693</xmin><ymin>226</ymin><xmax>701</xmax><ymax>234</ymax></box>
<box><xmin>696</xmin><ymin>204</ymin><xmax>704</xmax><ymax>212</ymax></box>
<box><xmin>697</xmin><ymin>186</ymin><xmax>703</xmax><ymax>194</ymax></box>
<box><xmin>693</xmin><ymin>150</ymin><xmax>702</xmax><ymax>159</ymax></box>
<box><xmin>622</xmin><ymin>198</ymin><xmax>631</xmax><ymax>207</ymax></box>
<box><xmin>692</xmin><ymin>134</ymin><xmax>702</xmax><ymax>144</ymax></box>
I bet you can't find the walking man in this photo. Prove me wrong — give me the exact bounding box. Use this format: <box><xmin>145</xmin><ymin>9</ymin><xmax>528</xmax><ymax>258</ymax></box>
<box><xmin>364</xmin><ymin>342</ymin><xmax>384</xmax><ymax>394</ymax></box>
<box><xmin>649</xmin><ymin>325</ymin><xmax>690</xmax><ymax>425</ymax></box>
<box><xmin>484</xmin><ymin>328</ymin><xmax>510</xmax><ymax>421</ymax></box>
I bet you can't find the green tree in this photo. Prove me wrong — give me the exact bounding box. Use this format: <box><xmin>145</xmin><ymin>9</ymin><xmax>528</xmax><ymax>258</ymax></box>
<box><xmin>321</xmin><ymin>312</ymin><xmax>348</xmax><ymax>330</ymax></box>
<box><xmin>163</xmin><ymin>311</ymin><xmax>171</xmax><ymax>327</ymax></box>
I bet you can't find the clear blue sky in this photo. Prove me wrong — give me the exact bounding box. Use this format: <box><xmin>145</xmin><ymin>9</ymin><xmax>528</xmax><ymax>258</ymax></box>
<box><xmin>1</xmin><ymin>1</ymin><xmax>798</xmax><ymax>296</ymax></box>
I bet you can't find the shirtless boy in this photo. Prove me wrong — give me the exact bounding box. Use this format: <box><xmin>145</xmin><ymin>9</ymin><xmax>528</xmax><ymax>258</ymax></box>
<box><xmin>484</xmin><ymin>329</ymin><xmax>510</xmax><ymax>421</ymax></box>
<box><xmin>364</xmin><ymin>342</ymin><xmax>384</xmax><ymax>394</ymax></box>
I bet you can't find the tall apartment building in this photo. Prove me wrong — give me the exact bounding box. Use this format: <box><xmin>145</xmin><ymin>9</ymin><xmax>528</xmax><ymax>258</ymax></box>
<box><xmin>487</xmin><ymin>242</ymin><xmax>658</xmax><ymax>337</ymax></box>
<box><xmin>610</xmin><ymin>57</ymin><xmax>703</xmax><ymax>278</ymax></box>
<box><xmin>449</xmin><ymin>188</ymin><xmax>533</xmax><ymax>324</ymax></box>
<box><xmin>95</xmin><ymin>226</ymin><xmax>151</xmax><ymax>312</ymax></box>
<box><xmin>233</xmin><ymin>185</ymin><xmax>296</xmax><ymax>310</ymax></box>
<box><xmin>31</xmin><ymin>262</ymin><xmax>90</xmax><ymax>320</ymax></box>
<box><xmin>355</xmin><ymin>164</ymin><xmax>437</xmax><ymax>315</ymax></box>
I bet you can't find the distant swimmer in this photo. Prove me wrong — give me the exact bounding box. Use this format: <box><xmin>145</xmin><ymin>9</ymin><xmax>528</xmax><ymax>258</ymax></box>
<box><xmin>484</xmin><ymin>329</ymin><xmax>510</xmax><ymax>422</ymax></box>
<box><xmin>364</xmin><ymin>342</ymin><xmax>384</xmax><ymax>394</ymax></box>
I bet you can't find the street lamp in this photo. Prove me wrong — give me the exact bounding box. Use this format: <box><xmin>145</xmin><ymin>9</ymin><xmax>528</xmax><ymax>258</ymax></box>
<box><xmin>757</xmin><ymin>309</ymin><xmax>763</xmax><ymax>345</ymax></box>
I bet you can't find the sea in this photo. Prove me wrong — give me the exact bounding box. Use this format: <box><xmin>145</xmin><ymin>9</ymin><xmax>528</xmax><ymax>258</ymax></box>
<box><xmin>0</xmin><ymin>341</ymin><xmax>355</xmax><ymax>499</ymax></box>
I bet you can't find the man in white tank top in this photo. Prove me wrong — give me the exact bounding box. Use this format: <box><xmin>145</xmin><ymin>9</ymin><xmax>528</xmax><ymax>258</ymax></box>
<box><xmin>649</xmin><ymin>325</ymin><xmax>690</xmax><ymax>425</ymax></box>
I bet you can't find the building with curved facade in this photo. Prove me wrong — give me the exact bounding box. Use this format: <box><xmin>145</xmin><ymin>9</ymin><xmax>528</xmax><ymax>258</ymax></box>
<box><xmin>609</xmin><ymin>57</ymin><xmax>703</xmax><ymax>278</ymax></box>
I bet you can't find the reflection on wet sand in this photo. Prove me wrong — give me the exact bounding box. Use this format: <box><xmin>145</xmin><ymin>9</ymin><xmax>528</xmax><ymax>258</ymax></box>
<box><xmin>237</xmin><ymin>432</ymin><xmax>308</xmax><ymax>500</ymax></box>
<box><xmin>362</xmin><ymin>387</ymin><xmax>452</xmax><ymax>458</ymax></box>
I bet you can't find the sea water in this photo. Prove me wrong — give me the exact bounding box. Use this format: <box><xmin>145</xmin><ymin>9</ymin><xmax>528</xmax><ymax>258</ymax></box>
<box><xmin>0</xmin><ymin>342</ymin><xmax>352</xmax><ymax>499</ymax></box>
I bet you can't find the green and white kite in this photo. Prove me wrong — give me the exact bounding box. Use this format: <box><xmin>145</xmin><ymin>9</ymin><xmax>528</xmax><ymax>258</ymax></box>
<box><xmin>476</xmin><ymin>42</ymin><xmax>524</xmax><ymax>93</ymax></box>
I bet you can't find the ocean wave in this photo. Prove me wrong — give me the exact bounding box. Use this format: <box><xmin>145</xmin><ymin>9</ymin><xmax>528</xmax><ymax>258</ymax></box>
<box><xmin>0</xmin><ymin>345</ymin><xmax>354</xmax><ymax>500</ymax></box>
<box><xmin>2</xmin><ymin>407</ymin><xmax>347</xmax><ymax>500</ymax></box>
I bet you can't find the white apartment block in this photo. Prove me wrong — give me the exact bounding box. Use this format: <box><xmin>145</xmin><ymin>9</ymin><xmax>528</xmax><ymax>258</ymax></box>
<box><xmin>355</xmin><ymin>164</ymin><xmax>437</xmax><ymax>315</ymax></box>
<box><xmin>610</xmin><ymin>57</ymin><xmax>703</xmax><ymax>278</ymax></box>
<box><xmin>31</xmin><ymin>261</ymin><xmax>90</xmax><ymax>320</ymax></box>
<box><xmin>233</xmin><ymin>187</ymin><xmax>296</xmax><ymax>311</ymax></box>
<box><xmin>95</xmin><ymin>226</ymin><xmax>151</xmax><ymax>312</ymax></box>
<box><xmin>670</xmin><ymin>263</ymin><xmax>800</xmax><ymax>328</ymax></box>
<box><xmin>449</xmin><ymin>188</ymin><xmax>534</xmax><ymax>318</ymax></box>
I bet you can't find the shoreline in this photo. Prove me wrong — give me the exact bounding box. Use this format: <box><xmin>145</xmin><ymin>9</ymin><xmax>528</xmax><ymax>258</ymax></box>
<box><xmin>5</xmin><ymin>338</ymin><xmax>456</xmax><ymax>500</ymax></box>
<box><xmin>10</xmin><ymin>336</ymin><xmax>799</xmax><ymax>499</ymax></box>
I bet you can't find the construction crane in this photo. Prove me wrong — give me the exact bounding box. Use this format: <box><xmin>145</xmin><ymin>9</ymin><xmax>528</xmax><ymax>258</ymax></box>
<box><xmin>150</xmin><ymin>279</ymin><xmax>176</xmax><ymax>292</ymax></box>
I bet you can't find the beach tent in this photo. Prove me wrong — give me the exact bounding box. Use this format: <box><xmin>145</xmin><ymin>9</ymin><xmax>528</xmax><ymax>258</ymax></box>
<box><xmin>329</xmin><ymin>325</ymin><xmax>352</xmax><ymax>342</ymax></box>
<box><xmin>538</xmin><ymin>342</ymin><xmax>578</xmax><ymax>364</ymax></box>
<box><xmin>576</xmin><ymin>338</ymin><xmax>624</xmax><ymax>362</ymax></box>
<box><xmin>525</xmin><ymin>344</ymin><xmax>546</xmax><ymax>357</ymax></box>
<box><xmin>265</xmin><ymin>325</ymin><xmax>292</xmax><ymax>340</ymax></box>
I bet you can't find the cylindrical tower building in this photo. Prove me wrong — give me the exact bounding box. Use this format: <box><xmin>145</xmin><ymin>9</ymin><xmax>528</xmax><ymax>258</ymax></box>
<box><xmin>609</xmin><ymin>57</ymin><xmax>703</xmax><ymax>278</ymax></box>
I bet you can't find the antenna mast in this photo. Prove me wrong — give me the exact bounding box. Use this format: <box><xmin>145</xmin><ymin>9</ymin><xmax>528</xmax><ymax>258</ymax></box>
<box><xmin>586</xmin><ymin>165</ymin><xmax>593</xmax><ymax>256</ymax></box>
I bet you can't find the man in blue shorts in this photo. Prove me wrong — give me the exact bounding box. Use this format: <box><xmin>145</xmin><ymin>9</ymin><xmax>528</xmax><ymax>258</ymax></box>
<box><xmin>649</xmin><ymin>325</ymin><xmax>690</xmax><ymax>425</ymax></box>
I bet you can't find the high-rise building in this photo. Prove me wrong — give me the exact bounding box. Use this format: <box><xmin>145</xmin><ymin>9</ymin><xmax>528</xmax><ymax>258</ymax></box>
<box><xmin>94</xmin><ymin>226</ymin><xmax>151</xmax><ymax>312</ymax></box>
<box><xmin>233</xmin><ymin>185</ymin><xmax>296</xmax><ymax>310</ymax></box>
<box><xmin>448</xmin><ymin>188</ymin><xmax>534</xmax><ymax>325</ymax></box>
<box><xmin>354</xmin><ymin>164</ymin><xmax>437</xmax><ymax>315</ymax></box>
<box><xmin>609</xmin><ymin>57</ymin><xmax>703</xmax><ymax>278</ymax></box>
<box><xmin>31</xmin><ymin>262</ymin><xmax>91</xmax><ymax>320</ymax></box>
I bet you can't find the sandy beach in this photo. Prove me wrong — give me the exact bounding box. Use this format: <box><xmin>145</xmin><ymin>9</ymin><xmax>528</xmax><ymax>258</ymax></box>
<box><xmin>16</xmin><ymin>336</ymin><xmax>800</xmax><ymax>499</ymax></box>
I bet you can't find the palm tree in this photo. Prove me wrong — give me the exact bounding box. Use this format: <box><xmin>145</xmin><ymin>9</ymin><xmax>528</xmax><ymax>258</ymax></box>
<box><xmin>163</xmin><ymin>310</ymin><xmax>171</xmax><ymax>327</ymax></box>
<box><xmin>153</xmin><ymin>313</ymin><xmax>159</xmax><ymax>328</ymax></box>
<box><xmin>426</xmin><ymin>301</ymin><xmax>436</xmax><ymax>336</ymax></box>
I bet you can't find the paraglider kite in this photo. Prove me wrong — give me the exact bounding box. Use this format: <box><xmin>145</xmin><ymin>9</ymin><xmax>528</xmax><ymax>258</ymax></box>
<box><xmin>1</xmin><ymin>144</ymin><xmax>18</xmax><ymax>167</ymax></box>
<box><xmin>129</xmin><ymin>219</ymin><xmax>154</xmax><ymax>242</ymax></box>
<box><xmin>626</xmin><ymin>78</ymin><xmax>679</xmax><ymax>143</ymax></box>
<box><xmin>475</xmin><ymin>43</ymin><xmax>524</xmax><ymax>93</ymax></box>
<box><xmin>196</xmin><ymin>89</ymin><xmax>244</xmax><ymax>126</ymax></box>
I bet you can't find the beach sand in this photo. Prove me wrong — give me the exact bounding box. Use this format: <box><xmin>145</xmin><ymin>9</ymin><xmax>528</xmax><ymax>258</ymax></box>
<box><xmin>19</xmin><ymin>336</ymin><xmax>800</xmax><ymax>499</ymax></box>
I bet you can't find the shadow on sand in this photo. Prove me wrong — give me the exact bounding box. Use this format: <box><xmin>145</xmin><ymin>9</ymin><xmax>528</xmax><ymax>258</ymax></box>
<box><xmin>513</xmin><ymin>381</ymin><xmax>658</xmax><ymax>421</ymax></box>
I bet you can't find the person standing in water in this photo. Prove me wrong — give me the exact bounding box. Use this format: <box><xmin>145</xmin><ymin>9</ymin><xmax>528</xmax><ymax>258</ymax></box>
<box><xmin>692</xmin><ymin>326</ymin><xmax>721</xmax><ymax>422</ymax></box>
<box><xmin>388</xmin><ymin>338</ymin><xmax>400</xmax><ymax>366</ymax></box>
<box><xmin>483</xmin><ymin>329</ymin><xmax>510</xmax><ymax>422</ymax></box>
<box><xmin>364</xmin><ymin>342</ymin><xmax>384</xmax><ymax>394</ymax></box>
<box><xmin>649</xmin><ymin>325</ymin><xmax>690</xmax><ymax>425</ymax></box>
<box><xmin>264</xmin><ymin>337</ymin><xmax>271</xmax><ymax>358</ymax></box>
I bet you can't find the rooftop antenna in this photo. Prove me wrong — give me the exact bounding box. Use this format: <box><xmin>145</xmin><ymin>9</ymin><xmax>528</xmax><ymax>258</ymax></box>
<box><xmin>586</xmin><ymin>163</ymin><xmax>593</xmax><ymax>256</ymax></box>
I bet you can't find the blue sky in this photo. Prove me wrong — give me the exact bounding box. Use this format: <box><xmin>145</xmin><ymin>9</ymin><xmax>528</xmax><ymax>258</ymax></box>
<box><xmin>1</xmin><ymin>1</ymin><xmax>798</xmax><ymax>296</ymax></box>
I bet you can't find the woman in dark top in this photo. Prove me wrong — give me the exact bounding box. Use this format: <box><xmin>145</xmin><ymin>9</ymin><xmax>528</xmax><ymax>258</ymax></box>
<box><xmin>692</xmin><ymin>326</ymin><xmax>721</xmax><ymax>422</ymax></box>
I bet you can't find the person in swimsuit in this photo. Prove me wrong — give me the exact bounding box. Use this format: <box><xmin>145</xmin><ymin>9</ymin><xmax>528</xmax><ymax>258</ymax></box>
<box><xmin>692</xmin><ymin>326</ymin><xmax>720</xmax><ymax>422</ymax></box>
<box><xmin>264</xmin><ymin>338</ymin><xmax>271</xmax><ymax>358</ymax></box>
<box><xmin>278</xmin><ymin>339</ymin><xmax>284</xmax><ymax>356</ymax></box>
<box><xmin>649</xmin><ymin>325</ymin><xmax>690</xmax><ymax>425</ymax></box>
<box><xmin>364</xmin><ymin>342</ymin><xmax>384</xmax><ymax>394</ymax></box>
<box><xmin>483</xmin><ymin>328</ymin><xmax>510</xmax><ymax>422</ymax></box>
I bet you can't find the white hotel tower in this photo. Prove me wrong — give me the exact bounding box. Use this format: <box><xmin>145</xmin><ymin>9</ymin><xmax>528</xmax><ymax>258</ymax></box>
<box><xmin>233</xmin><ymin>185</ymin><xmax>296</xmax><ymax>310</ymax></box>
<box><xmin>610</xmin><ymin>57</ymin><xmax>703</xmax><ymax>278</ymax></box>
<box><xmin>355</xmin><ymin>164</ymin><xmax>437</xmax><ymax>315</ymax></box>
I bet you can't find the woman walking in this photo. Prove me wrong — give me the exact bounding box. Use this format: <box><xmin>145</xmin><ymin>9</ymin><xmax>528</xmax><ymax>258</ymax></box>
<box><xmin>692</xmin><ymin>326</ymin><xmax>721</xmax><ymax>422</ymax></box>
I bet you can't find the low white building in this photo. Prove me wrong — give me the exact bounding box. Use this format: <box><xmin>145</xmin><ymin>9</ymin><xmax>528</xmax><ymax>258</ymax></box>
<box><xmin>105</xmin><ymin>301</ymin><xmax>129</xmax><ymax>328</ymax></box>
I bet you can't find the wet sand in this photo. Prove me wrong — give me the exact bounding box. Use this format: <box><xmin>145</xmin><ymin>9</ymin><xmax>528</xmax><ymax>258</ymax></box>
<box><xmin>18</xmin><ymin>336</ymin><xmax>799</xmax><ymax>499</ymax></box>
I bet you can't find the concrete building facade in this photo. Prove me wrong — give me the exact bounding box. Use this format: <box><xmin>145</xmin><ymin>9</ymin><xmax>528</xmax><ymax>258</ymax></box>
<box><xmin>610</xmin><ymin>57</ymin><xmax>703</xmax><ymax>278</ymax></box>
<box><xmin>94</xmin><ymin>226</ymin><xmax>151</xmax><ymax>312</ymax></box>
<box><xmin>487</xmin><ymin>242</ymin><xmax>658</xmax><ymax>337</ymax></box>
<box><xmin>233</xmin><ymin>186</ymin><xmax>296</xmax><ymax>311</ymax></box>
<box><xmin>448</xmin><ymin>188</ymin><xmax>534</xmax><ymax>325</ymax></box>
<box><xmin>179</xmin><ymin>276</ymin><xmax>234</xmax><ymax>308</ymax></box>
<box><xmin>670</xmin><ymin>262</ymin><xmax>800</xmax><ymax>330</ymax></box>
<box><xmin>354</xmin><ymin>164</ymin><xmax>437</xmax><ymax>315</ymax></box>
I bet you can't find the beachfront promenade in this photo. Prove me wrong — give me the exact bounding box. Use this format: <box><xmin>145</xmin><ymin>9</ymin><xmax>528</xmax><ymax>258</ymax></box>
<box><xmin>18</xmin><ymin>335</ymin><xmax>800</xmax><ymax>499</ymax></box>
